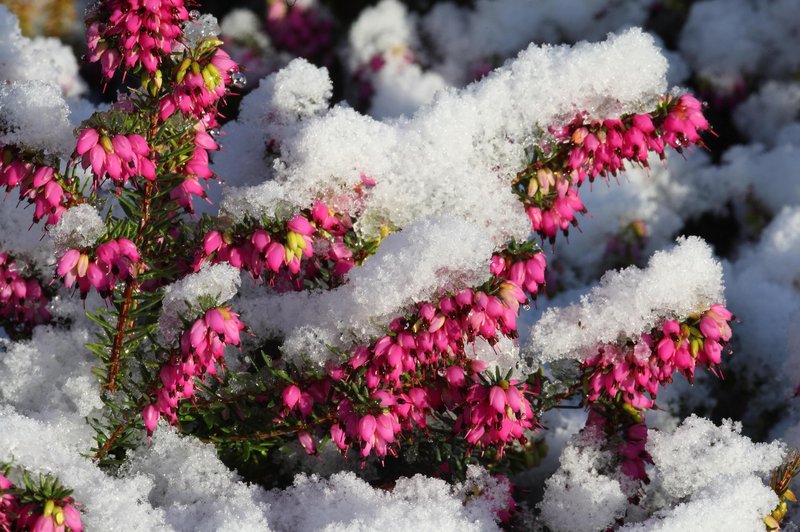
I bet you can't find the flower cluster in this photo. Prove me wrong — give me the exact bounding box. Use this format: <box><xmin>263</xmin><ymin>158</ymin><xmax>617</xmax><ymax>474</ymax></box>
<box><xmin>159</xmin><ymin>48</ymin><xmax>241</xmax><ymax>127</ymax></box>
<box><xmin>0</xmin><ymin>469</ymin><xmax>82</xmax><ymax>532</ymax></box>
<box><xmin>279</xmin><ymin>252</ymin><xmax>544</xmax><ymax>460</ymax></box>
<box><xmin>57</xmin><ymin>238</ymin><xmax>140</xmax><ymax>299</ymax></box>
<box><xmin>266</xmin><ymin>0</ymin><xmax>335</xmax><ymax>64</ymax></box>
<box><xmin>457</xmin><ymin>377</ymin><xmax>538</xmax><ymax>451</ymax></box>
<box><xmin>76</xmin><ymin>129</ymin><xmax>155</xmax><ymax>187</ymax></box>
<box><xmin>143</xmin><ymin>307</ymin><xmax>245</xmax><ymax>436</ymax></box>
<box><xmin>0</xmin><ymin>148</ymin><xmax>68</xmax><ymax>226</ymax></box>
<box><xmin>581</xmin><ymin>304</ymin><xmax>734</xmax><ymax>409</ymax></box>
<box><xmin>170</xmin><ymin>125</ymin><xmax>219</xmax><ymax>212</ymax></box>
<box><xmin>491</xmin><ymin>251</ymin><xmax>547</xmax><ymax>300</ymax></box>
<box><xmin>584</xmin><ymin>407</ymin><xmax>652</xmax><ymax>482</ymax></box>
<box><xmin>555</xmin><ymin>94</ymin><xmax>711</xmax><ymax>184</ymax></box>
<box><xmin>0</xmin><ymin>252</ymin><xmax>51</xmax><ymax>335</ymax></box>
<box><xmin>518</xmin><ymin>94</ymin><xmax>710</xmax><ymax>242</ymax></box>
<box><xmin>86</xmin><ymin>0</ymin><xmax>189</xmax><ymax>79</ymax></box>
<box><xmin>197</xmin><ymin>201</ymin><xmax>355</xmax><ymax>289</ymax></box>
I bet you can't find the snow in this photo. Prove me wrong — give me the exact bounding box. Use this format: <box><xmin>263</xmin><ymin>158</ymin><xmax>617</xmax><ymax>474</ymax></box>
<box><xmin>0</xmin><ymin>81</ymin><xmax>75</xmax><ymax>157</ymax></box>
<box><xmin>528</xmin><ymin>237</ymin><xmax>725</xmax><ymax>363</ymax></box>
<box><xmin>621</xmin><ymin>475</ymin><xmax>777</xmax><ymax>532</ymax></box>
<box><xmin>0</xmin><ymin>5</ymin><xmax>86</xmax><ymax>98</ymax></box>
<box><xmin>538</xmin><ymin>430</ymin><xmax>628</xmax><ymax>532</ymax></box>
<box><xmin>263</xmin><ymin>469</ymin><xmax>502</xmax><ymax>531</ymax></box>
<box><xmin>49</xmin><ymin>204</ymin><xmax>106</xmax><ymax>255</ymax></box>
<box><xmin>240</xmin><ymin>216</ymin><xmax>496</xmax><ymax>366</ymax></box>
<box><xmin>647</xmin><ymin>415</ymin><xmax>784</xmax><ymax>499</ymax></box>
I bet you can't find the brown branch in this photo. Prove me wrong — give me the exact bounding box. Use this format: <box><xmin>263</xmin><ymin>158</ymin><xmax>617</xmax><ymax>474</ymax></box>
<box><xmin>201</xmin><ymin>414</ymin><xmax>337</xmax><ymax>444</ymax></box>
<box><xmin>93</xmin><ymin>417</ymin><xmax>133</xmax><ymax>461</ymax></box>
<box><xmin>104</xmin><ymin>179</ymin><xmax>154</xmax><ymax>392</ymax></box>
<box><xmin>104</xmin><ymin>281</ymin><xmax>136</xmax><ymax>392</ymax></box>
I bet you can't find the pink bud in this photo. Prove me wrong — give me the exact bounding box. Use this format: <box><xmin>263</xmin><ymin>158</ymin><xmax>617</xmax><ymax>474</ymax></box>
<box><xmin>142</xmin><ymin>404</ymin><xmax>159</xmax><ymax>435</ymax></box>
<box><xmin>489</xmin><ymin>386</ymin><xmax>506</xmax><ymax>413</ymax></box>
<box><xmin>349</xmin><ymin>346</ymin><xmax>370</xmax><ymax>369</ymax></box>
<box><xmin>490</xmin><ymin>255</ymin><xmax>506</xmax><ymax>275</ymax></box>
<box><xmin>311</xmin><ymin>201</ymin><xmax>330</xmax><ymax>224</ymax></box>
<box><xmin>358</xmin><ymin>414</ymin><xmax>377</xmax><ymax>441</ymax></box>
<box><xmin>265</xmin><ymin>242</ymin><xmax>285</xmax><ymax>272</ymax></box>
<box><xmin>298</xmin><ymin>431</ymin><xmax>316</xmax><ymax>455</ymax></box>
<box><xmin>287</xmin><ymin>215</ymin><xmax>314</xmax><ymax>236</ymax></box>
<box><xmin>57</xmin><ymin>249</ymin><xmax>80</xmax><ymax>277</ymax></box>
<box><xmin>32</xmin><ymin>515</ymin><xmax>55</xmax><ymax>532</ymax></box>
<box><xmin>203</xmin><ymin>231</ymin><xmax>223</xmax><ymax>256</ymax></box>
<box><xmin>116</xmin><ymin>238</ymin><xmax>140</xmax><ymax>261</ymax></box>
<box><xmin>330</xmin><ymin>424</ymin><xmax>347</xmax><ymax>450</ymax></box>
<box><xmin>76</xmin><ymin>128</ymin><xmax>99</xmax><ymax>155</ymax></box>
<box><xmin>112</xmin><ymin>135</ymin><xmax>134</xmax><ymax>161</ymax></box>
<box><xmin>698</xmin><ymin>316</ymin><xmax>720</xmax><ymax>341</ymax></box>
<box><xmin>282</xmin><ymin>384</ymin><xmax>301</xmax><ymax>409</ymax></box>
<box><xmin>251</xmin><ymin>229</ymin><xmax>270</xmax><ymax>251</ymax></box>
<box><xmin>32</xmin><ymin>166</ymin><xmax>54</xmax><ymax>188</ymax></box>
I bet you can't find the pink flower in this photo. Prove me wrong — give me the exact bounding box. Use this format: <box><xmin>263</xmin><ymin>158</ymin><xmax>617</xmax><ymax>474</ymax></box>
<box><xmin>297</xmin><ymin>431</ymin><xmax>317</xmax><ymax>455</ymax></box>
<box><xmin>282</xmin><ymin>384</ymin><xmax>302</xmax><ymax>409</ymax></box>
<box><xmin>142</xmin><ymin>404</ymin><xmax>159</xmax><ymax>440</ymax></box>
<box><xmin>86</xmin><ymin>0</ymin><xmax>188</xmax><ymax>79</ymax></box>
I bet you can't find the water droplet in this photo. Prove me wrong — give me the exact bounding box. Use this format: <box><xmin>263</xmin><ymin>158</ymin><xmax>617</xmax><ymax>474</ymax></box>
<box><xmin>189</xmin><ymin>9</ymin><xmax>200</xmax><ymax>20</ymax></box>
<box><xmin>209</xmin><ymin>128</ymin><xmax>221</xmax><ymax>138</ymax></box>
<box><xmin>231</xmin><ymin>72</ymin><xmax>247</xmax><ymax>89</ymax></box>
<box><xmin>437</xmin><ymin>367</ymin><xmax>446</xmax><ymax>377</ymax></box>
<box><xmin>523</xmin><ymin>304</ymin><xmax>531</xmax><ymax>311</ymax></box>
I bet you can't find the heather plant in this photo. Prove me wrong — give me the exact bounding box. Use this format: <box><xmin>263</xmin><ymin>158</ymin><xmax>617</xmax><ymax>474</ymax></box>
<box><xmin>1</xmin><ymin>0</ymin><xmax>799</xmax><ymax>530</ymax></box>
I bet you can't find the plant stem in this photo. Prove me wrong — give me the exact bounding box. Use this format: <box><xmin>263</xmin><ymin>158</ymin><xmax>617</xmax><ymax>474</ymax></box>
<box><xmin>93</xmin><ymin>417</ymin><xmax>133</xmax><ymax>461</ymax></box>
<box><xmin>202</xmin><ymin>414</ymin><xmax>336</xmax><ymax>444</ymax></box>
<box><xmin>104</xmin><ymin>179</ymin><xmax>154</xmax><ymax>392</ymax></box>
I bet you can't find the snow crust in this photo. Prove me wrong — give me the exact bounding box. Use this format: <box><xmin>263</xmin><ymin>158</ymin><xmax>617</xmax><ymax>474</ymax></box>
<box><xmin>528</xmin><ymin>237</ymin><xmax>724</xmax><ymax>363</ymax></box>
<box><xmin>49</xmin><ymin>204</ymin><xmax>106</xmax><ymax>255</ymax></box>
<box><xmin>538</xmin><ymin>431</ymin><xmax>628</xmax><ymax>532</ymax></box>
<box><xmin>239</xmin><ymin>216</ymin><xmax>495</xmax><ymax>365</ymax></box>
<box><xmin>648</xmin><ymin>415</ymin><xmax>784</xmax><ymax>499</ymax></box>
<box><xmin>263</xmin><ymin>467</ymin><xmax>503</xmax><ymax>532</ymax></box>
